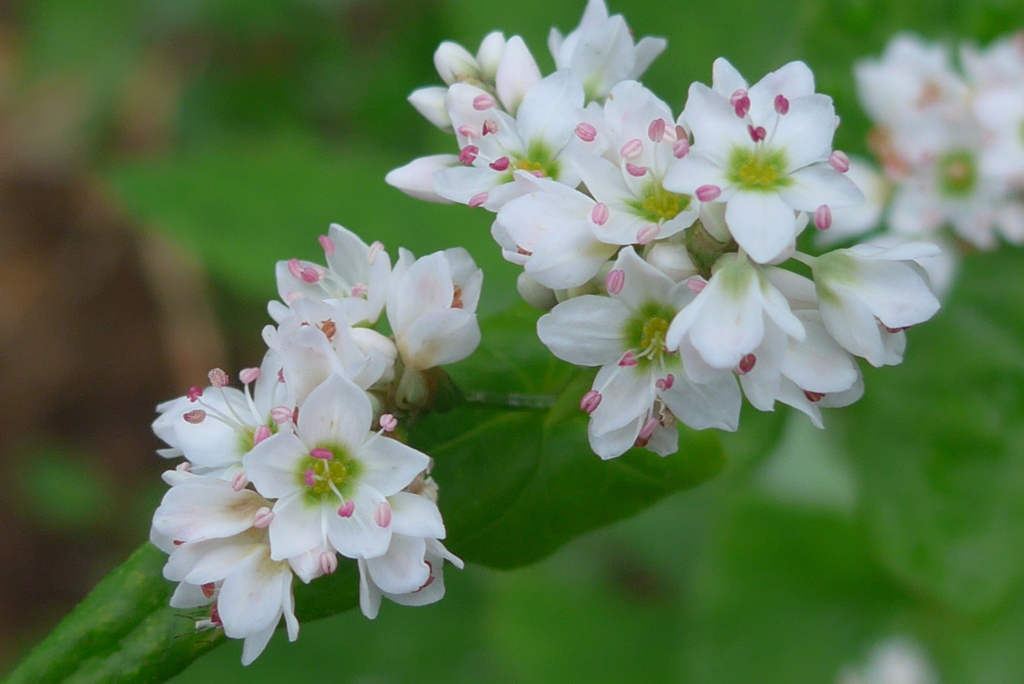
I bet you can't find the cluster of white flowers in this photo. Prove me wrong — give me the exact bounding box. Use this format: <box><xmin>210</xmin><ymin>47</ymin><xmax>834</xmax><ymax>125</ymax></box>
<box><xmin>149</xmin><ymin>224</ymin><xmax>479</xmax><ymax>664</ymax></box>
<box><xmin>832</xmin><ymin>31</ymin><xmax>1024</xmax><ymax>292</ymax></box>
<box><xmin>388</xmin><ymin>0</ymin><xmax>941</xmax><ymax>459</ymax></box>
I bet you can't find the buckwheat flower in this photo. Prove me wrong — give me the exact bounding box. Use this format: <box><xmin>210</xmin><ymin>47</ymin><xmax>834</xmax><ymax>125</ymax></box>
<box><xmin>573</xmin><ymin>80</ymin><xmax>700</xmax><ymax>247</ymax></box>
<box><xmin>152</xmin><ymin>477</ymin><xmax>299</xmax><ymax>666</ymax></box>
<box><xmin>152</xmin><ymin>354</ymin><xmax>289</xmax><ymax>480</ymax></box>
<box><xmin>664</xmin><ymin>60</ymin><xmax>863</xmax><ymax>263</ymax></box>
<box><xmin>386</xmin><ymin>247</ymin><xmax>482</xmax><ymax>372</ymax></box>
<box><xmin>805</xmin><ymin>241</ymin><xmax>941</xmax><ymax>367</ymax></box>
<box><xmin>359</xmin><ymin>538</ymin><xmax>464</xmax><ymax>620</ymax></box>
<box><xmin>431</xmin><ymin>70</ymin><xmax>593</xmax><ymax>211</ymax></box>
<box><xmin>665</xmin><ymin>252</ymin><xmax>805</xmax><ymax>370</ymax></box>
<box><xmin>974</xmin><ymin>85</ymin><xmax>1024</xmax><ymax>179</ymax></box>
<box><xmin>243</xmin><ymin>373</ymin><xmax>431</xmax><ymax>561</ymax></box>
<box><xmin>493</xmin><ymin>172</ymin><xmax>618</xmax><ymax>289</ymax></box>
<box><xmin>385</xmin><ymin>154</ymin><xmax>460</xmax><ymax>204</ymax></box>
<box><xmin>538</xmin><ymin>248</ymin><xmax>741</xmax><ymax>459</ymax></box>
<box><xmin>270</xmin><ymin>224</ymin><xmax>391</xmax><ymax>327</ymax></box>
<box><xmin>961</xmin><ymin>32</ymin><xmax>1024</xmax><ymax>90</ymax></box>
<box><xmin>548</xmin><ymin>0</ymin><xmax>666</xmax><ymax>101</ymax></box>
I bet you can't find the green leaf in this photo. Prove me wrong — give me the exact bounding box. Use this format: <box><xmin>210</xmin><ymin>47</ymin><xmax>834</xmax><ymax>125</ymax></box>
<box><xmin>842</xmin><ymin>249</ymin><xmax>1024</xmax><ymax>614</ymax></box>
<box><xmin>7</xmin><ymin>303</ymin><xmax>725</xmax><ymax>683</ymax></box>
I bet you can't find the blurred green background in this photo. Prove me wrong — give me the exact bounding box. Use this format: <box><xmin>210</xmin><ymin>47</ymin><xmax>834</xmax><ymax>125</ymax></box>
<box><xmin>2</xmin><ymin>0</ymin><xmax>1024</xmax><ymax>681</ymax></box>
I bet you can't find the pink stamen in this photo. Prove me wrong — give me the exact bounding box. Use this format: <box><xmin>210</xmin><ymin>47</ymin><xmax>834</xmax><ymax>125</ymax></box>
<box><xmin>637</xmin><ymin>224</ymin><xmax>660</xmax><ymax>245</ymax></box>
<box><xmin>731</xmin><ymin>89</ymin><xmax>750</xmax><ymax>118</ymax></box>
<box><xmin>239</xmin><ymin>367</ymin><xmax>260</xmax><ymax>384</ymax></box>
<box><xmin>637</xmin><ymin>417</ymin><xmax>659</xmax><ymax>443</ymax></box>
<box><xmin>648</xmin><ymin>118</ymin><xmax>666</xmax><ymax>142</ymax></box>
<box><xmin>374</xmin><ymin>502</ymin><xmax>392</xmax><ymax>528</ymax></box>
<box><xmin>482</xmin><ymin>119</ymin><xmax>498</xmax><ymax>135</ymax></box>
<box><xmin>656</xmin><ymin>374</ymin><xmax>675</xmax><ymax>391</ymax></box>
<box><xmin>380</xmin><ymin>413</ymin><xmax>398</xmax><ymax>432</ymax></box>
<box><xmin>575</xmin><ymin>122</ymin><xmax>597</xmax><ymax>142</ymax></box>
<box><xmin>620</xmin><ymin>138</ymin><xmax>643</xmax><ymax>159</ymax></box>
<box><xmin>472</xmin><ymin>94</ymin><xmax>495</xmax><ymax>110</ymax></box>
<box><xmin>253</xmin><ymin>507</ymin><xmax>274</xmax><ymax>529</ymax></box>
<box><xmin>284</xmin><ymin>291</ymin><xmax>302</xmax><ymax>304</ymax></box>
<box><xmin>672</xmin><ymin>138</ymin><xmax>690</xmax><ymax>159</ymax></box>
<box><xmin>209</xmin><ymin>604</ymin><xmax>222</xmax><ymax>627</ymax></box>
<box><xmin>829</xmin><ymin>150</ymin><xmax>850</xmax><ymax>173</ymax></box>
<box><xmin>303</xmin><ymin>469</ymin><xmax>317</xmax><ymax>487</ymax></box>
<box><xmin>489</xmin><ymin>156</ymin><xmax>511</xmax><ymax>171</ymax></box>
<box><xmin>277</xmin><ymin>369</ymin><xmax>286</xmax><ymax>383</ymax></box>
<box><xmin>208</xmin><ymin>368</ymin><xmax>229</xmax><ymax>388</ymax></box>
<box><xmin>230</xmin><ymin>470</ymin><xmax>249</xmax><ymax>492</ymax></box>
<box><xmin>737</xmin><ymin>353</ymin><xmax>756</xmax><ymax>375</ymax></box>
<box><xmin>252</xmin><ymin>425</ymin><xmax>272</xmax><ymax>446</ymax></box>
<box><xmin>310</xmin><ymin>448</ymin><xmax>333</xmax><ymax>460</ymax></box>
<box><xmin>183</xmin><ymin>409</ymin><xmax>206</xmax><ymax>424</ymax></box>
<box><xmin>883</xmin><ymin>324</ymin><xmax>910</xmax><ymax>334</ymax></box>
<box><xmin>337</xmin><ymin>500</ymin><xmax>355</xmax><ymax>518</ymax></box>
<box><xmin>468</xmin><ymin>192</ymin><xmax>488</xmax><ymax>208</ymax></box>
<box><xmin>367</xmin><ymin>241</ymin><xmax>385</xmax><ymax>265</ymax></box>
<box><xmin>619</xmin><ymin>350</ymin><xmax>638</xmax><ymax>367</ymax></box>
<box><xmin>299</xmin><ymin>266</ymin><xmax>320</xmax><ymax>284</ymax></box>
<box><xmin>695</xmin><ymin>185</ymin><xmax>722</xmax><ymax>202</ymax></box>
<box><xmin>319</xmin><ymin>235</ymin><xmax>336</xmax><ymax>257</ymax></box>
<box><xmin>605</xmin><ymin>269</ymin><xmax>625</xmax><ymax>294</ymax></box>
<box><xmin>686</xmin><ymin>277</ymin><xmax>707</xmax><ymax>293</ymax></box>
<box><xmin>814</xmin><ymin>205</ymin><xmax>832</xmax><ymax>230</ymax></box>
<box><xmin>350</xmin><ymin>283</ymin><xmax>368</xmax><ymax>298</ymax></box>
<box><xmin>457</xmin><ymin>124</ymin><xmax>480</xmax><ymax>140</ymax></box>
<box><xmin>626</xmin><ymin>163</ymin><xmax>648</xmax><ymax>177</ymax></box>
<box><xmin>774</xmin><ymin>94</ymin><xmax>790</xmax><ymax>115</ymax></box>
<box><xmin>591</xmin><ymin>202</ymin><xmax>609</xmax><ymax>226</ymax></box>
<box><xmin>747</xmin><ymin>125</ymin><xmax>767</xmax><ymax>143</ymax></box>
<box><xmin>287</xmin><ymin>258</ymin><xmax>303</xmax><ymax>280</ymax></box>
<box><xmin>580</xmin><ymin>390</ymin><xmax>602</xmax><ymax>414</ymax></box>
<box><xmin>319</xmin><ymin>551</ymin><xmax>338</xmax><ymax>575</ymax></box>
<box><xmin>458</xmin><ymin>145</ymin><xmax>479</xmax><ymax>165</ymax></box>
<box><xmin>187</xmin><ymin>386</ymin><xmax>203</xmax><ymax>402</ymax></box>
<box><xmin>270</xmin><ymin>405</ymin><xmax>292</xmax><ymax>424</ymax></box>
<box><xmin>530</xmin><ymin>170</ymin><xmax>544</xmax><ymax>177</ymax></box>
<box><xmin>201</xmin><ymin>583</ymin><xmax>215</xmax><ymax>599</ymax></box>
<box><xmin>804</xmin><ymin>390</ymin><xmax>825</xmax><ymax>403</ymax></box>
<box><xmin>175</xmin><ymin>461</ymin><xmax>191</xmax><ymax>472</ymax></box>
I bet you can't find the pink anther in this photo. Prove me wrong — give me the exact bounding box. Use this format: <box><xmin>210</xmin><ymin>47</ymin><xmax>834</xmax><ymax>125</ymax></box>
<box><xmin>605</xmin><ymin>269</ymin><xmax>625</xmax><ymax>294</ymax></box>
<box><xmin>656</xmin><ymin>374</ymin><xmax>675</xmax><ymax>391</ymax></box>
<box><xmin>804</xmin><ymin>390</ymin><xmax>825</xmax><ymax>403</ymax></box>
<box><xmin>637</xmin><ymin>224</ymin><xmax>660</xmax><ymax>245</ymax></box>
<box><xmin>580</xmin><ymin>390</ymin><xmax>602</xmax><ymax>414</ymax></box>
<box><xmin>489</xmin><ymin>156</ymin><xmax>511</xmax><ymax>171</ymax></box>
<box><xmin>472</xmin><ymin>94</ymin><xmax>495</xmax><ymax>110</ymax></box>
<box><xmin>591</xmin><ymin>202</ymin><xmax>609</xmax><ymax>226</ymax></box>
<box><xmin>686</xmin><ymin>277</ymin><xmax>707</xmax><ymax>293</ymax></box>
<box><xmin>457</xmin><ymin>124</ymin><xmax>480</xmax><ymax>140</ymax></box>
<box><xmin>239</xmin><ymin>367</ymin><xmax>260</xmax><ymax>384</ymax></box>
<box><xmin>731</xmin><ymin>89</ymin><xmax>750</xmax><ymax>118</ymax></box>
<box><xmin>482</xmin><ymin>119</ymin><xmax>499</xmax><ymax>135</ymax></box>
<box><xmin>270</xmin><ymin>405</ymin><xmax>292</xmax><ymax>424</ymax></box>
<box><xmin>673</xmin><ymin>138</ymin><xmax>690</xmax><ymax>159</ymax></box>
<box><xmin>814</xmin><ymin>205</ymin><xmax>832</xmax><ymax>230</ymax></box>
<box><xmin>208</xmin><ymin>368</ymin><xmax>229</xmax><ymax>388</ymax></box>
<box><xmin>637</xmin><ymin>417</ymin><xmax>659</xmax><ymax>443</ymax></box>
<box><xmin>468</xmin><ymin>192</ymin><xmax>489</xmax><ymax>208</ymax></box>
<box><xmin>253</xmin><ymin>507</ymin><xmax>274</xmax><ymax>529</ymax></box>
<box><xmin>230</xmin><ymin>470</ymin><xmax>249</xmax><ymax>492</ymax></box>
<box><xmin>458</xmin><ymin>145</ymin><xmax>479</xmax><ymax>165</ymax></box>
<box><xmin>648</xmin><ymin>118</ymin><xmax>666</xmax><ymax>142</ymax></box>
<box><xmin>319</xmin><ymin>551</ymin><xmax>338</xmax><ymax>575</ymax></box>
<box><xmin>829</xmin><ymin>150</ymin><xmax>850</xmax><ymax>173</ymax></box>
<box><xmin>575</xmin><ymin>122</ymin><xmax>597</xmax><ymax>142</ymax></box>
<box><xmin>626</xmin><ymin>163</ymin><xmax>648</xmax><ymax>177</ymax></box>
<box><xmin>319</xmin><ymin>235</ymin><xmax>336</xmax><ymax>257</ymax></box>
<box><xmin>183</xmin><ymin>409</ymin><xmax>207</xmax><ymax>424</ymax></box>
<box><xmin>380</xmin><ymin>413</ymin><xmax>398</xmax><ymax>432</ymax></box>
<box><xmin>303</xmin><ymin>469</ymin><xmax>317</xmax><ymax>487</ymax></box>
<box><xmin>337</xmin><ymin>500</ymin><xmax>355</xmax><ymax>518</ymax></box>
<box><xmin>374</xmin><ymin>502</ymin><xmax>392</xmax><ymax>528</ymax></box>
<box><xmin>252</xmin><ymin>425</ymin><xmax>272</xmax><ymax>446</ymax></box>
<box><xmin>620</xmin><ymin>138</ymin><xmax>644</xmax><ymax>159</ymax></box>
<box><xmin>737</xmin><ymin>353</ymin><xmax>756</xmax><ymax>374</ymax></box>
<box><xmin>187</xmin><ymin>386</ymin><xmax>203</xmax><ymax>402</ymax></box>
<box><xmin>287</xmin><ymin>258</ymin><xmax>303</xmax><ymax>280</ymax></box>
<box><xmin>695</xmin><ymin>185</ymin><xmax>722</xmax><ymax>202</ymax></box>
<box><xmin>310</xmin><ymin>448</ymin><xmax>333</xmax><ymax>460</ymax></box>
<box><xmin>774</xmin><ymin>94</ymin><xmax>790</xmax><ymax>115</ymax></box>
<box><xmin>619</xmin><ymin>350</ymin><xmax>638</xmax><ymax>367</ymax></box>
<box><xmin>748</xmin><ymin>125</ymin><xmax>767</xmax><ymax>142</ymax></box>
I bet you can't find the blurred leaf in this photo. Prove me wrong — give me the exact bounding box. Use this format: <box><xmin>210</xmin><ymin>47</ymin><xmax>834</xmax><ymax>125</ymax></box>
<box><xmin>16</xmin><ymin>444</ymin><xmax>112</xmax><ymax>532</ymax></box>
<box><xmin>843</xmin><ymin>249</ymin><xmax>1024</xmax><ymax>614</ymax></box>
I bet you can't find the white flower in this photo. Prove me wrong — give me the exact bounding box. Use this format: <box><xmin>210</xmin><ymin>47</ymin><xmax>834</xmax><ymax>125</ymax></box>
<box><xmin>548</xmin><ymin>0</ymin><xmax>666</xmax><ymax>101</ymax></box>
<box><xmin>359</xmin><ymin>538</ymin><xmax>464</xmax><ymax>620</ymax></box>
<box><xmin>819</xmin><ymin>156</ymin><xmax>890</xmax><ymax>245</ymax></box>
<box><xmin>664</xmin><ymin>59</ymin><xmax>863</xmax><ymax>263</ymax></box>
<box><xmin>152</xmin><ymin>355</ymin><xmax>289</xmax><ymax>481</ymax></box>
<box><xmin>386</xmin><ymin>247</ymin><xmax>482</xmax><ymax>372</ymax></box>
<box><xmin>152</xmin><ymin>476</ymin><xmax>299</xmax><ymax>666</ymax></box>
<box><xmin>270</xmin><ymin>224</ymin><xmax>391</xmax><ymax>327</ymax></box>
<box><xmin>385</xmin><ymin>154</ymin><xmax>459</xmax><ymax>204</ymax></box>
<box><xmin>432</xmin><ymin>70</ymin><xmax>594</xmax><ymax>211</ymax></box>
<box><xmin>243</xmin><ymin>374</ymin><xmax>430</xmax><ymax>561</ymax></box>
<box><xmin>961</xmin><ymin>32</ymin><xmax>1024</xmax><ymax>90</ymax></box>
<box><xmin>810</xmin><ymin>241</ymin><xmax>941</xmax><ymax>367</ymax></box>
<box><xmin>666</xmin><ymin>252</ymin><xmax>806</xmax><ymax>370</ymax></box>
<box><xmin>537</xmin><ymin>248</ymin><xmax>741</xmax><ymax>459</ymax></box>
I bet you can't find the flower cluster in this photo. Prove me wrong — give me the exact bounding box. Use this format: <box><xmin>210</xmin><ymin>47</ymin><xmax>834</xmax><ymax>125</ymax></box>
<box><xmin>389</xmin><ymin>0</ymin><xmax>941</xmax><ymax>459</ymax></box>
<box><xmin>149</xmin><ymin>225</ymin><xmax>478</xmax><ymax>663</ymax></box>
<box><xmin>833</xmin><ymin>32</ymin><xmax>1024</xmax><ymax>292</ymax></box>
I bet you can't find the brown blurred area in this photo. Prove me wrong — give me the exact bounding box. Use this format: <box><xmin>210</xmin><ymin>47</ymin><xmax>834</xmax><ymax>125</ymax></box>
<box><xmin>0</xmin><ymin>9</ymin><xmax>228</xmax><ymax>669</ymax></box>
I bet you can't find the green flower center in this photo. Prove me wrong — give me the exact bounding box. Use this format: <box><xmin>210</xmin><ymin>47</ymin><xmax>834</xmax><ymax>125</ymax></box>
<box><xmin>624</xmin><ymin>303</ymin><xmax>677</xmax><ymax>366</ymax></box>
<box><xmin>938</xmin><ymin>150</ymin><xmax>977</xmax><ymax>197</ymax></box>
<box><xmin>507</xmin><ymin>140</ymin><xmax>561</xmax><ymax>180</ymax></box>
<box><xmin>298</xmin><ymin>446</ymin><xmax>360</xmax><ymax>504</ymax></box>
<box><xmin>628</xmin><ymin>183</ymin><xmax>690</xmax><ymax>223</ymax></box>
<box><xmin>727</xmin><ymin>147</ymin><xmax>793</xmax><ymax>192</ymax></box>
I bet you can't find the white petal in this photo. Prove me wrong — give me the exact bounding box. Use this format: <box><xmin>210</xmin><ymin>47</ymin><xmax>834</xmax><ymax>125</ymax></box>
<box><xmin>537</xmin><ymin>296</ymin><xmax>629</xmax><ymax>366</ymax></box>
<box><xmin>389</xmin><ymin>491</ymin><xmax>446</xmax><ymax>538</ymax></box>
<box><xmin>660</xmin><ymin>371</ymin><xmax>741</xmax><ymax>431</ymax></box>
<box><xmin>407</xmin><ymin>87</ymin><xmax>451</xmax><ymax>130</ymax></box>
<box><xmin>725</xmin><ymin>191</ymin><xmax>799</xmax><ymax>264</ymax></box>
<box><xmin>243</xmin><ymin>431</ymin><xmax>307</xmax><ymax>500</ymax></box>
<box><xmin>779</xmin><ymin>163</ymin><xmax>865</xmax><ymax>212</ymax></box>
<box><xmin>496</xmin><ymin>36</ymin><xmax>542</xmax><ymax>115</ymax></box>
<box><xmin>516</xmin><ymin>70</ymin><xmax>585</xmax><ymax>153</ymax></box>
<box><xmin>326</xmin><ymin>484</ymin><xmax>392</xmax><ymax>559</ymax></box>
<box><xmin>358</xmin><ymin>559</ymin><xmax>383</xmax><ymax>619</ymax></box>
<box><xmin>366</xmin><ymin>534</ymin><xmax>429</xmax><ymax>595</ymax></box>
<box><xmin>153</xmin><ymin>478</ymin><xmax>266</xmax><ymax>543</ymax></box>
<box><xmin>769</xmin><ymin>95</ymin><xmax>838</xmax><ymax>170</ymax></box>
<box><xmin>588</xmin><ymin>414</ymin><xmax>642</xmax><ymax>459</ymax></box>
<box><xmin>297</xmin><ymin>374</ymin><xmax>373</xmax><ymax>452</ymax></box>
<box><xmin>267</xmin><ymin>491</ymin><xmax>324</xmax><ymax>561</ymax></box>
<box><xmin>386</xmin><ymin>154</ymin><xmax>458</xmax><ymax>204</ymax></box>
<box><xmin>400</xmin><ymin>308</ymin><xmax>480</xmax><ymax>370</ymax></box>
<box><xmin>359</xmin><ymin>437</ymin><xmax>431</xmax><ymax>498</ymax></box>
<box><xmin>590</xmin><ymin>364</ymin><xmax>657</xmax><ymax>435</ymax></box>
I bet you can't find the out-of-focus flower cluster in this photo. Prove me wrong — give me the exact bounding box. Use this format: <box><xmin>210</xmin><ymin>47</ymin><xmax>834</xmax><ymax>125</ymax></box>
<box><xmin>837</xmin><ymin>637</ymin><xmax>939</xmax><ymax>684</ymax></box>
<box><xmin>831</xmin><ymin>31</ymin><xmax>1024</xmax><ymax>294</ymax></box>
<box><xmin>149</xmin><ymin>225</ymin><xmax>480</xmax><ymax>664</ymax></box>
<box><xmin>388</xmin><ymin>0</ymin><xmax>941</xmax><ymax>459</ymax></box>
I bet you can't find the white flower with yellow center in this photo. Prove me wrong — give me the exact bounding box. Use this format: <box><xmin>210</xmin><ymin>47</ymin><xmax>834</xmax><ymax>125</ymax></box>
<box><xmin>243</xmin><ymin>374</ymin><xmax>430</xmax><ymax>561</ymax></box>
